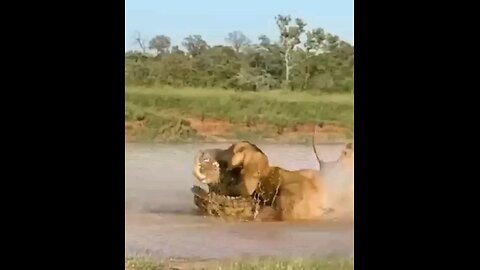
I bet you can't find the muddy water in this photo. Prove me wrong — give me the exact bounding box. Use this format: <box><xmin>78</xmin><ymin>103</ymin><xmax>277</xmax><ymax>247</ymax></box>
<box><xmin>125</xmin><ymin>143</ymin><xmax>353</xmax><ymax>260</ymax></box>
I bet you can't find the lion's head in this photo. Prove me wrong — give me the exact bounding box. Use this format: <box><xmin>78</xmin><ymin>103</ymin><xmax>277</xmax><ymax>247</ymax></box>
<box><xmin>227</xmin><ymin>141</ymin><xmax>269</xmax><ymax>175</ymax></box>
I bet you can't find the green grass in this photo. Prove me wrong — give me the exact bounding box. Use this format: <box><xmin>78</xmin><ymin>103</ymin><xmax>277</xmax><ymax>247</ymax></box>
<box><xmin>125</xmin><ymin>256</ymin><xmax>353</xmax><ymax>270</ymax></box>
<box><xmin>125</xmin><ymin>86</ymin><xmax>354</xmax><ymax>127</ymax></box>
<box><xmin>125</xmin><ymin>86</ymin><xmax>354</xmax><ymax>142</ymax></box>
<box><xmin>125</xmin><ymin>101</ymin><xmax>199</xmax><ymax>142</ymax></box>
<box><xmin>126</xmin><ymin>86</ymin><xmax>353</xmax><ymax>105</ymax></box>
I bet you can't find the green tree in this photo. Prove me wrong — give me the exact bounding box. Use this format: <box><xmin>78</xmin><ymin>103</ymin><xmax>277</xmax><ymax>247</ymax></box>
<box><xmin>193</xmin><ymin>45</ymin><xmax>240</xmax><ymax>88</ymax></box>
<box><xmin>125</xmin><ymin>19</ymin><xmax>353</xmax><ymax>93</ymax></box>
<box><xmin>275</xmin><ymin>15</ymin><xmax>306</xmax><ymax>87</ymax></box>
<box><xmin>148</xmin><ymin>35</ymin><xmax>171</xmax><ymax>55</ymax></box>
<box><xmin>225</xmin><ymin>31</ymin><xmax>251</xmax><ymax>53</ymax></box>
<box><xmin>258</xmin><ymin>34</ymin><xmax>271</xmax><ymax>48</ymax></box>
<box><xmin>182</xmin><ymin>35</ymin><xmax>209</xmax><ymax>57</ymax></box>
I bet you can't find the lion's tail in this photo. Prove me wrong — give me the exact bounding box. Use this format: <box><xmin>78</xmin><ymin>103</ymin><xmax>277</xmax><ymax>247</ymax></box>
<box><xmin>312</xmin><ymin>124</ymin><xmax>323</xmax><ymax>170</ymax></box>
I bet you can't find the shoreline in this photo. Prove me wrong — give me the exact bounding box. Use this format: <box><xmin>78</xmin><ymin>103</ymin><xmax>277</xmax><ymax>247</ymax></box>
<box><xmin>125</xmin><ymin>119</ymin><xmax>353</xmax><ymax>145</ymax></box>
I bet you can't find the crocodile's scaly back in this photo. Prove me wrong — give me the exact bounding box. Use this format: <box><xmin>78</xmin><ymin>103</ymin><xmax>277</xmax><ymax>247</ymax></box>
<box><xmin>191</xmin><ymin>186</ymin><xmax>257</xmax><ymax>221</ymax></box>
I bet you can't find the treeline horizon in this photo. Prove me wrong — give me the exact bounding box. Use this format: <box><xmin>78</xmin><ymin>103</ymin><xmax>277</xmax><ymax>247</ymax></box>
<box><xmin>125</xmin><ymin>14</ymin><xmax>354</xmax><ymax>93</ymax></box>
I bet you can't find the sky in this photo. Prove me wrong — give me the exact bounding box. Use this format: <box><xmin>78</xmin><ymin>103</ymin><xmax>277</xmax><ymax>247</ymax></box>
<box><xmin>125</xmin><ymin>0</ymin><xmax>353</xmax><ymax>52</ymax></box>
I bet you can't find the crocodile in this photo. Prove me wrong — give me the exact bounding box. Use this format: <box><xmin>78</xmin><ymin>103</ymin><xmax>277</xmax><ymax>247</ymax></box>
<box><xmin>191</xmin><ymin>147</ymin><xmax>283</xmax><ymax>221</ymax></box>
<box><xmin>191</xmin><ymin>185</ymin><xmax>259</xmax><ymax>221</ymax></box>
<box><xmin>191</xmin><ymin>148</ymin><xmax>263</xmax><ymax>221</ymax></box>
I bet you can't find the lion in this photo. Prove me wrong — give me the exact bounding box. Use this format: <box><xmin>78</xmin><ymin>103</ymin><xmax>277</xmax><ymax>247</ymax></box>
<box><xmin>226</xmin><ymin>140</ymin><xmax>330</xmax><ymax>221</ymax></box>
<box><xmin>225</xmin><ymin>141</ymin><xmax>271</xmax><ymax>197</ymax></box>
<box><xmin>191</xmin><ymin>127</ymin><xmax>354</xmax><ymax>221</ymax></box>
<box><xmin>226</xmin><ymin>129</ymin><xmax>354</xmax><ymax>221</ymax></box>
